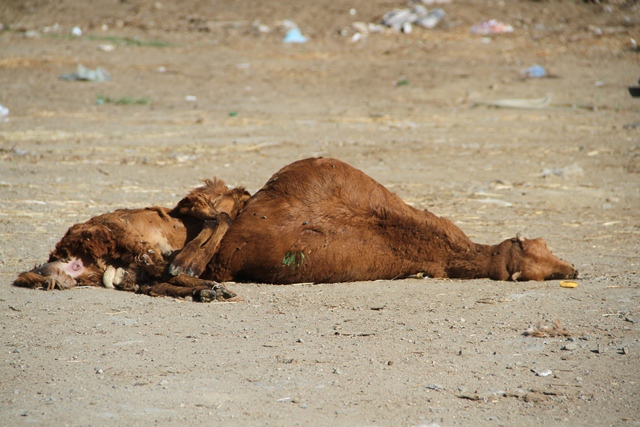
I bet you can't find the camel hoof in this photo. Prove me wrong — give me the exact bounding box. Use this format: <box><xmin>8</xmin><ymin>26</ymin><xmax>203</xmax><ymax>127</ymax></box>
<box><xmin>193</xmin><ymin>289</ymin><xmax>217</xmax><ymax>303</ymax></box>
<box><xmin>193</xmin><ymin>284</ymin><xmax>240</xmax><ymax>303</ymax></box>
<box><xmin>168</xmin><ymin>263</ymin><xmax>183</xmax><ymax>277</ymax></box>
<box><xmin>102</xmin><ymin>266</ymin><xmax>116</xmax><ymax>289</ymax></box>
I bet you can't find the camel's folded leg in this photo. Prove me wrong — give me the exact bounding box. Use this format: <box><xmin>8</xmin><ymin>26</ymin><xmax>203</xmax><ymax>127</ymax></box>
<box><xmin>138</xmin><ymin>274</ymin><xmax>242</xmax><ymax>303</ymax></box>
<box><xmin>169</xmin><ymin>213</ymin><xmax>232</xmax><ymax>277</ymax></box>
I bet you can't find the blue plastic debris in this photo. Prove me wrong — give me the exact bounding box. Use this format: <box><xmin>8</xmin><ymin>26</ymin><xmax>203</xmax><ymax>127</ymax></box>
<box><xmin>283</xmin><ymin>27</ymin><xmax>308</xmax><ymax>43</ymax></box>
<box><xmin>521</xmin><ymin>65</ymin><xmax>546</xmax><ymax>78</ymax></box>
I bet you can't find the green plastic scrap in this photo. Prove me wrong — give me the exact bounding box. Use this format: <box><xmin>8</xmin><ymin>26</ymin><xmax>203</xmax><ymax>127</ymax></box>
<box><xmin>282</xmin><ymin>251</ymin><xmax>305</xmax><ymax>271</ymax></box>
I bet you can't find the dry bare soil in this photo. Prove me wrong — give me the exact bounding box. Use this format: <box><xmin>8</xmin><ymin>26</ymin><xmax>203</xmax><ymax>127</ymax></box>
<box><xmin>1</xmin><ymin>1</ymin><xmax>639</xmax><ymax>426</ymax></box>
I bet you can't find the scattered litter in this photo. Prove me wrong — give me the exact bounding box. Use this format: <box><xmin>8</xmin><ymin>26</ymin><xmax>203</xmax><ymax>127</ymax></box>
<box><xmin>520</xmin><ymin>65</ymin><xmax>546</xmax><ymax>79</ymax></box>
<box><xmin>540</xmin><ymin>163</ymin><xmax>584</xmax><ymax>178</ymax></box>
<box><xmin>283</xmin><ymin>27</ymin><xmax>308</xmax><ymax>43</ymax></box>
<box><xmin>252</xmin><ymin>20</ymin><xmax>271</xmax><ymax>34</ymax></box>
<box><xmin>71</xmin><ymin>26</ymin><xmax>82</xmax><ymax>37</ymax></box>
<box><xmin>381</xmin><ymin>6</ymin><xmax>446</xmax><ymax>32</ymax></box>
<box><xmin>417</xmin><ymin>9</ymin><xmax>447</xmax><ymax>29</ymax></box>
<box><xmin>381</xmin><ymin>8</ymin><xmax>414</xmax><ymax>32</ymax></box>
<box><xmin>523</xmin><ymin>320</ymin><xmax>571</xmax><ymax>338</ymax></box>
<box><xmin>532</xmin><ymin>368</ymin><xmax>553</xmax><ymax>377</ymax></box>
<box><xmin>97</xmin><ymin>44</ymin><xmax>115</xmax><ymax>52</ymax></box>
<box><xmin>471</xmin><ymin>19</ymin><xmax>513</xmax><ymax>35</ymax></box>
<box><xmin>560</xmin><ymin>281</ymin><xmax>579</xmax><ymax>288</ymax></box>
<box><xmin>42</xmin><ymin>24</ymin><xmax>59</xmax><ymax>33</ymax></box>
<box><xmin>60</xmin><ymin>64</ymin><xmax>111</xmax><ymax>82</ymax></box>
<box><xmin>0</xmin><ymin>104</ymin><xmax>8</xmax><ymax>122</ymax></box>
<box><xmin>185</xmin><ymin>95</ymin><xmax>197</xmax><ymax>102</ymax></box>
<box><xmin>351</xmin><ymin>21</ymin><xmax>385</xmax><ymax>37</ymax></box>
<box><xmin>474</xmin><ymin>95</ymin><xmax>551</xmax><ymax>109</ymax></box>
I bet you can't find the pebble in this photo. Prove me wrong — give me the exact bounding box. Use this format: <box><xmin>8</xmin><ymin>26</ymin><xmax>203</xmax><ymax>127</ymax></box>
<box><xmin>425</xmin><ymin>384</ymin><xmax>444</xmax><ymax>391</ymax></box>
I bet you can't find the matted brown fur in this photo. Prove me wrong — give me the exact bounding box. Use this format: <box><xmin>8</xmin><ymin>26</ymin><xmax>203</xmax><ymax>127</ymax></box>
<box><xmin>206</xmin><ymin>158</ymin><xmax>578</xmax><ymax>284</ymax></box>
<box><xmin>13</xmin><ymin>179</ymin><xmax>249</xmax><ymax>302</ymax></box>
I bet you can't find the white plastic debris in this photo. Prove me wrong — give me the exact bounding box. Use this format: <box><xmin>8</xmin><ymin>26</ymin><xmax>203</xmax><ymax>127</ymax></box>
<box><xmin>71</xmin><ymin>26</ymin><xmax>82</xmax><ymax>36</ymax></box>
<box><xmin>381</xmin><ymin>6</ymin><xmax>446</xmax><ymax>32</ymax></box>
<box><xmin>252</xmin><ymin>20</ymin><xmax>271</xmax><ymax>33</ymax></box>
<box><xmin>520</xmin><ymin>65</ymin><xmax>546</xmax><ymax>78</ymax></box>
<box><xmin>416</xmin><ymin>9</ymin><xmax>447</xmax><ymax>29</ymax></box>
<box><xmin>533</xmin><ymin>368</ymin><xmax>553</xmax><ymax>377</ymax></box>
<box><xmin>60</xmin><ymin>65</ymin><xmax>111</xmax><ymax>82</ymax></box>
<box><xmin>0</xmin><ymin>104</ymin><xmax>9</xmax><ymax>122</ymax></box>
<box><xmin>471</xmin><ymin>19</ymin><xmax>513</xmax><ymax>35</ymax></box>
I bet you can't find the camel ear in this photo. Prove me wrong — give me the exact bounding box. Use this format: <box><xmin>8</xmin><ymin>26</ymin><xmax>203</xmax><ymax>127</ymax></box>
<box><xmin>510</xmin><ymin>271</ymin><xmax>522</xmax><ymax>281</ymax></box>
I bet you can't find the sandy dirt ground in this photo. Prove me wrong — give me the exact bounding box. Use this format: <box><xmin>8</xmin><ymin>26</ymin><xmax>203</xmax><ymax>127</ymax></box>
<box><xmin>1</xmin><ymin>1</ymin><xmax>639</xmax><ymax>426</ymax></box>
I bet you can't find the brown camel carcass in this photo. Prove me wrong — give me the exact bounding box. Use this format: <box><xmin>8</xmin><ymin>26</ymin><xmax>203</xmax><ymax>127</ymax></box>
<box><xmin>206</xmin><ymin>157</ymin><xmax>578</xmax><ymax>284</ymax></box>
<box><xmin>14</xmin><ymin>157</ymin><xmax>577</xmax><ymax>301</ymax></box>
<box><xmin>13</xmin><ymin>179</ymin><xmax>250</xmax><ymax>302</ymax></box>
